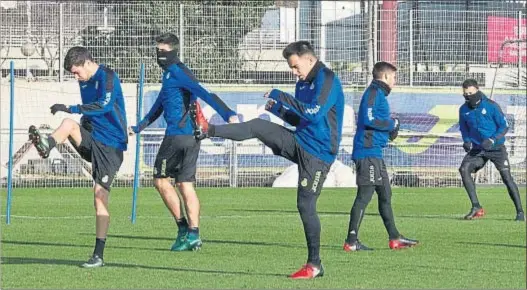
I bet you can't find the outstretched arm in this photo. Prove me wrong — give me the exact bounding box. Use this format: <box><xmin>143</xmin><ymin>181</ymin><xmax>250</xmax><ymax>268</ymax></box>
<box><xmin>172</xmin><ymin>65</ymin><xmax>236</xmax><ymax>122</ymax></box>
<box><xmin>268</xmin><ymin>73</ymin><xmax>336</xmax><ymax>123</ymax></box>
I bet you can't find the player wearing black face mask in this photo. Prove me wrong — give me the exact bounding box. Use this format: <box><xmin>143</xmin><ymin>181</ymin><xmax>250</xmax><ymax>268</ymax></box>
<box><xmin>463</xmin><ymin>91</ymin><xmax>483</xmax><ymax>109</ymax></box>
<box><xmin>458</xmin><ymin>79</ymin><xmax>524</xmax><ymax>222</ymax></box>
<box><xmin>156</xmin><ymin>48</ymin><xmax>180</xmax><ymax>69</ymax></box>
<box><xmin>130</xmin><ymin>33</ymin><xmax>239</xmax><ymax>252</ymax></box>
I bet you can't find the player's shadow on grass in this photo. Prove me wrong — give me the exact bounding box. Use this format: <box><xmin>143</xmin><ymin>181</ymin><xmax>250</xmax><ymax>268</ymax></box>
<box><xmin>1</xmin><ymin>257</ymin><xmax>285</xmax><ymax>277</ymax></box>
<box><xmin>203</xmin><ymin>238</ymin><xmax>346</xmax><ymax>250</ymax></box>
<box><xmin>103</xmin><ymin>234</ymin><xmax>342</xmax><ymax>250</ymax></box>
<box><xmin>234</xmin><ymin>209</ymin><xmax>466</xmax><ymax>221</ymax></box>
<box><xmin>455</xmin><ymin>241</ymin><xmax>526</xmax><ymax>249</ymax></box>
<box><xmin>2</xmin><ymin>240</ymin><xmax>170</xmax><ymax>253</ymax></box>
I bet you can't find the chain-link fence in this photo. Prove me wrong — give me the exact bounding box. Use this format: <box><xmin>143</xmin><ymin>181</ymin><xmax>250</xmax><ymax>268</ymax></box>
<box><xmin>1</xmin><ymin>1</ymin><xmax>526</xmax><ymax>189</ymax></box>
<box><xmin>1</xmin><ymin>79</ymin><xmax>525</xmax><ymax>188</ymax></box>
<box><xmin>1</xmin><ymin>1</ymin><xmax>525</xmax><ymax>87</ymax></box>
<box><xmin>3</xmin><ymin>130</ymin><xmax>524</xmax><ymax>189</ymax></box>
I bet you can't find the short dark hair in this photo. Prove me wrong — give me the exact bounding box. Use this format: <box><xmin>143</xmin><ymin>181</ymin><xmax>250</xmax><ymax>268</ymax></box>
<box><xmin>64</xmin><ymin>46</ymin><xmax>93</xmax><ymax>72</ymax></box>
<box><xmin>155</xmin><ymin>33</ymin><xmax>179</xmax><ymax>49</ymax></box>
<box><xmin>282</xmin><ymin>41</ymin><xmax>316</xmax><ymax>59</ymax></box>
<box><xmin>372</xmin><ymin>61</ymin><xmax>397</xmax><ymax>79</ymax></box>
<box><xmin>462</xmin><ymin>79</ymin><xmax>479</xmax><ymax>89</ymax></box>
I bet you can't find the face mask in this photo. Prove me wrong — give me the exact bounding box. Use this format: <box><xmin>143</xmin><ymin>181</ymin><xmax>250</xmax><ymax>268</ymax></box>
<box><xmin>464</xmin><ymin>91</ymin><xmax>482</xmax><ymax>109</ymax></box>
<box><xmin>156</xmin><ymin>49</ymin><xmax>179</xmax><ymax>70</ymax></box>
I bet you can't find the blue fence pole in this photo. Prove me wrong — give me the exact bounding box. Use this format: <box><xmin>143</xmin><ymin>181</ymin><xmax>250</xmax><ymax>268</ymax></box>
<box><xmin>131</xmin><ymin>63</ymin><xmax>145</xmax><ymax>224</ymax></box>
<box><xmin>6</xmin><ymin>61</ymin><xmax>15</xmax><ymax>225</ymax></box>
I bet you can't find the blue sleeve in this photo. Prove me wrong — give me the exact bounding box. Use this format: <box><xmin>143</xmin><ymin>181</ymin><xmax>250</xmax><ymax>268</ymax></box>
<box><xmin>361</xmin><ymin>88</ymin><xmax>395</xmax><ymax>132</ymax></box>
<box><xmin>459</xmin><ymin>108</ymin><xmax>471</xmax><ymax>142</ymax></box>
<box><xmin>267</xmin><ymin>101</ymin><xmax>301</xmax><ymax>126</ymax></box>
<box><xmin>70</xmin><ymin>70</ymin><xmax>116</xmax><ymax>116</ymax></box>
<box><xmin>134</xmin><ymin>94</ymin><xmax>164</xmax><ymax>133</ymax></box>
<box><xmin>268</xmin><ymin>72</ymin><xmax>336</xmax><ymax>123</ymax></box>
<box><xmin>171</xmin><ymin>66</ymin><xmax>236</xmax><ymax>122</ymax></box>
<box><xmin>490</xmin><ymin>102</ymin><xmax>508</xmax><ymax>140</ymax></box>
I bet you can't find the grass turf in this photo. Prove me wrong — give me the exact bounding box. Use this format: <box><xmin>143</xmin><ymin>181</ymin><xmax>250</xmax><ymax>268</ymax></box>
<box><xmin>1</xmin><ymin>187</ymin><xmax>526</xmax><ymax>289</ymax></box>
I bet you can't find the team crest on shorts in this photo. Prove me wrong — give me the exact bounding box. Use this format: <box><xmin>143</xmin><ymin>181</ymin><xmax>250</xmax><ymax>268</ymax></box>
<box><xmin>301</xmin><ymin>178</ymin><xmax>308</xmax><ymax>187</ymax></box>
<box><xmin>101</xmin><ymin>175</ymin><xmax>109</xmax><ymax>183</ymax></box>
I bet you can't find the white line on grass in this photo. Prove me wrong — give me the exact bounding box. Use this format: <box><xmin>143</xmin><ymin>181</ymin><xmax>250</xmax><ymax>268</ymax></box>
<box><xmin>0</xmin><ymin>213</ymin><xmax>469</xmax><ymax>220</ymax></box>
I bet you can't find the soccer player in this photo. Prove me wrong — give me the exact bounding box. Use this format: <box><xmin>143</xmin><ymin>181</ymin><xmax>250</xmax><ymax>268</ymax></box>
<box><xmin>129</xmin><ymin>33</ymin><xmax>239</xmax><ymax>251</ymax></box>
<box><xmin>196</xmin><ymin>41</ymin><xmax>344</xmax><ymax>279</ymax></box>
<box><xmin>343</xmin><ymin>61</ymin><xmax>418</xmax><ymax>252</ymax></box>
<box><xmin>28</xmin><ymin>46</ymin><xmax>128</xmax><ymax>268</ymax></box>
<box><xmin>458</xmin><ymin>79</ymin><xmax>524</xmax><ymax>221</ymax></box>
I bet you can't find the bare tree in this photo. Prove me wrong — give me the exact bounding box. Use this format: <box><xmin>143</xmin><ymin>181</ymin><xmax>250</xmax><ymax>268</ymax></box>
<box><xmin>0</xmin><ymin>26</ymin><xmax>13</xmax><ymax>67</ymax></box>
<box><xmin>31</xmin><ymin>26</ymin><xmax>60</xmax><ymax>77</ymax></box>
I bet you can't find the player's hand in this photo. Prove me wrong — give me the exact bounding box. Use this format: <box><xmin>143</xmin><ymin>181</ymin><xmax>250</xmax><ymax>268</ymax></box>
<box><xmin>50</xmin><ymin>104</ymin><xmax>71</xmax><ymax>115</ymax></box>
<box><xmin>462</xmin><ymin>142</ymin><xmax>472</xmax><ymax>152</ymax></box>
<box><xmin>263</xmin><ymin>91</ymin><xmax>271</xmax><ymax>98</ymax></box>
<box><xmin>389</xmin><ymin>118</ymin><xmax>400</xmax><ymax>141</ymax></box>
<box><xmin>228</xmin><ymin>115</ymin><xmax>240</xmax><ymax>124</ymax></box>
<box><xmin>481</xmin><ymin>138</ymin><xmax>495</xmax><ymax>150</ymax></box>
<box><xmin>265</xmin><ymin>99</ymin><xmax>277</xmax><ymax>111</ymax></box>
<box><xmin>128</xmin><ymin>126</ymin><xmax>137</xmax><ymax>136</ymax></box>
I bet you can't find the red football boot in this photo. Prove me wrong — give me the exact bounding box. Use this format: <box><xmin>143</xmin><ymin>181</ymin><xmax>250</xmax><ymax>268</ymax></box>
<box><xmin>389</xmin><ymin>236</ymin><xmax>419</xmax><ymax>250</ymax></box>
<box><xmin>190</xmin><ymin>101</ymin><xmax>209</xmax><ymax>140</ymax></box>
<box><xmin>289</xmin><ymin>263</ymin><xmax>324</xmax><ymax>279</ymax></box>
<box><xmin>464</xmin><ymin>207</ymin><xmax>485</xmax><ymax>220</ymax></box>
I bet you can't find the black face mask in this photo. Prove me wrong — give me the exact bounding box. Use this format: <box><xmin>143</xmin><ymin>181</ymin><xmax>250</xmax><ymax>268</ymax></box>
<box><xmin>156</xmin><ymin>49</ymin><xmax>179</xmax><ymax>70</ymax></box>
<box><xmin>464</xmin><ymin>91</ymin><xmax>482</xmax><ymax>109</ymax></box>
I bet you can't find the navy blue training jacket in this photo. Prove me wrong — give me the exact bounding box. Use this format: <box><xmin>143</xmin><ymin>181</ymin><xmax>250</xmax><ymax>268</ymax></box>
<box><xmin>459</xmin><ymin>95</ymin><xmax>508</xmax><ymax>149</ymax></box>
<box><xmin>69</xmin><ymin>65</ymin><xmax>128</xmax><ymax>151</ymax></box>
<box><xmin>134</xmin><ymin>62</ymin><xmax>236</xmax><ymax>135</ymax></box>
<box><xmin>352</xmin><ymin>80</ymin><xmax>395</xmax><ymax>160</ymax></box>
<box><xmin>268</xmin><ymin>61</ymin><xmax>344</xmax><ymax>164</ymax></box>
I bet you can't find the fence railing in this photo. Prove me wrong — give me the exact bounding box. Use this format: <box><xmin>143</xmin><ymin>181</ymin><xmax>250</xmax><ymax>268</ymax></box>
<box><xmin>1</xmin><ymin>128</ymin><xmax>525</xmax><ymax>189</ymax></box>
<box><xmin>1</xmin><ymin>1</ymin><xmax>525</xmax><ymax>87</ymax></box>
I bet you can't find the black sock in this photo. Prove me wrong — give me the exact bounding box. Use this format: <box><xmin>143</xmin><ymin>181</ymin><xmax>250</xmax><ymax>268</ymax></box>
<box><xmin>94</xmin><ymin>238</ymin><xmax>106</xmax><ymax>259</ymax></box>
<box><xmin>176</xmin><ymin>217</ymin><xmax>188</xmax><ymax>232</ymax></box>
<box><xmin>297</xmin><ymin>190</ymin><xmax>321</xmax><ymax>267</ymax></box>
<box><xmin>188</xmin><ymin>227</ymin><xmax>199</xmax><ymax>238</ymax></box>
<box><xmin>307</xmin><ymin>246</ymin><xmax>321</xmax><ymax>267</ymax></box>
<box><xmin>47</xmin><ymin>136</ymin><xmax>57</xmax><ymax>150</ymax></box>
<box><xmin>347</xmin><ymin>186</ymin><xmax>375</xmax><ymax>243</ymax></box>
<box><xmin>460</xmin><ymin>164</ymin><xmax>481</xmax><ymax>207</ymax></box>
<box><xmin>500</xmin><ymin>170</ymin><xmax>524</xmax><ymax>213</ymax></box>
<box><xmin>208</xmin><ymin>124</ymin><xmax>215</xmax><ymax>136</ymax></box>
<box><xmin>376</xmin><ymin>183</ymin><xmax>401</xmax><ymax>240</ymax></box>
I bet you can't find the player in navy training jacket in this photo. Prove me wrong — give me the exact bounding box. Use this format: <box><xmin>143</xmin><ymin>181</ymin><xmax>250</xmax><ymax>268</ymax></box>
<box><xmin>344</xmin><ymin>62</ymin><xmax>418</xmax><ymax>253</ymax></box>
<box><xmin>197</xmin><ymin>41</ymin><xmax>343</xmax><ymax>279</ymax></box>
<box><xmin>129</xmin><ymin>33</ymin><xmax>239</xmax><ymax>252</ymax></box>
<box><xmin>29</xmin><ymin>46</ymin><xmax>128</xmax><ymax>268</ymax></box>
<box><xmin>458</xmin><ymin>79</ymin><xmax>524</xmax><ymax>221</ymax></box>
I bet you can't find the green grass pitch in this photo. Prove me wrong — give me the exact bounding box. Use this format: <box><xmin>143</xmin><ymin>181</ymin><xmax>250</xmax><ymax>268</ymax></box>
<box><xmin>1</xmin><ymin>187</ymin><xmax>526</xmax><ymax>289</ymax></box>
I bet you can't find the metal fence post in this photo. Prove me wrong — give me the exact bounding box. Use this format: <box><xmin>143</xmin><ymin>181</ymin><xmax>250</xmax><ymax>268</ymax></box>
<box><xmin>366</xmin><ymin>0</ymin><xmax>374</xmax><ymax>84</ymax></box>
<box><xmin>230</xmin><ymin>142</ymin><xmax>238</xmax><ymax>188</ymax></box>
<box><xmin>179</xmin><ymin>3</ymin><xmax>184</xmax><ymax>62</ymax></box>
<box><xmin>409</xmin><ymin>9</ymin><xmax>414</xmax><ymax>87</ymax></box>
<box><xmin>59</xmin><ymin>2</ymin><xmax>64</xmax><ymax>82</ymax></box>
<box><xmin>373</xmin><ymin>1</ymin><xmax>378</xmax><ymax>64</ymax></box>
<box><xmin>295</xmin><ymin>4</ymin><xmax>300</xmax><ymax>41</ymax></box>
<box><xmin>518</xmin><ymin>10</ymin><xmax>522</xmax><ymax>88</ymax></box>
